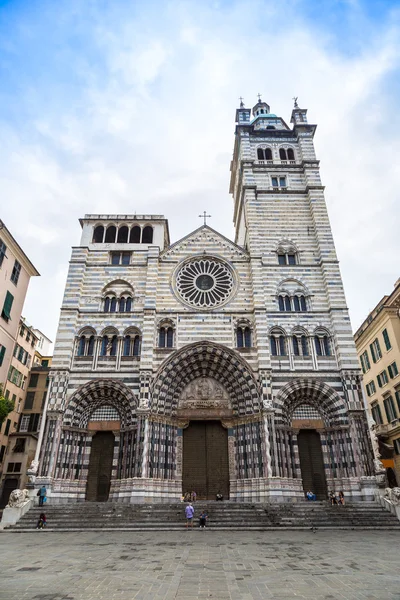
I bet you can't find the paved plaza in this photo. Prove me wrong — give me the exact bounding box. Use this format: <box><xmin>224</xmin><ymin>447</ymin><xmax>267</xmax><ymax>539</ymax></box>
<box><xmin>0</xmin><ymin>530</ymin><xmax>400</xmax><ymax>600</ymax></box>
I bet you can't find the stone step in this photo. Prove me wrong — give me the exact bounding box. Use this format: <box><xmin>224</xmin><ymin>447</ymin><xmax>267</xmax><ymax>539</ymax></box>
<box><xmin>6</xmin><ymin>500</ymin><xmax>399</xmax><ymax>531</ymax></box>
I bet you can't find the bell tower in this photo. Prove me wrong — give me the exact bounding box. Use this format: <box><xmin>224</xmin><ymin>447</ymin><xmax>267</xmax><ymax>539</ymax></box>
<box><xmin>229</xmin><ymin>96</ymin><xmax>360</xmax><ymax>373</ymax></box>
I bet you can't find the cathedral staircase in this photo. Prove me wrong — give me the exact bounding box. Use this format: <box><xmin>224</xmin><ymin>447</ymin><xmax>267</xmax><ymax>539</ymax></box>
<box><xmin>5</xmin><ymin>500</ymin><xmax>400</xmax><ymax>531</ymax></box>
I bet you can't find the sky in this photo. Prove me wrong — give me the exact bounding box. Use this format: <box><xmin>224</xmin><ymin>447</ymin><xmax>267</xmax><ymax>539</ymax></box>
<box><xmin>0</xmin><ymin>0</ymin><xmax>399</xmax><ymax>343</ymax></box>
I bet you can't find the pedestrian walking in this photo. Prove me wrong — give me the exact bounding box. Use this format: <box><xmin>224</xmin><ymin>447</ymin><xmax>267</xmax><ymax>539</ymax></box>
<box><xmin>185</xmin><ymin>502</ymin><xmax>195</xmax><ymax>528</ymax></box>
<box><xmin>37</xmin><ymin>486</ymin><xmax>47</xmax><ymax>507</ymax></box>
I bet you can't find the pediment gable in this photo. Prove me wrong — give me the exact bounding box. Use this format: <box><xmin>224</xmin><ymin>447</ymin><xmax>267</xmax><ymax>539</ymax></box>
<box><xmin>161</xmin><ymin>225</ymin><xmax>249</xmax><ymax>261</ymax></box>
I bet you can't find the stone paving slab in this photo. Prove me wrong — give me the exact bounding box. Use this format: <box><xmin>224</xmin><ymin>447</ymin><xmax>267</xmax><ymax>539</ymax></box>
<box><xmin>0</xmin><ymin>530</ymin><xmax>399</xmax><ymax>600</ymax></box>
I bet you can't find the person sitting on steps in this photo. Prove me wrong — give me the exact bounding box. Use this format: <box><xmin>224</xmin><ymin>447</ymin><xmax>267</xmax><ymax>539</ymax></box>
<box><xmin>306</xmin><ymin>490</ymin><xmax>316</xmax><ymax>501</ymax></box>
<box><xmin>216</xmin><ymin>492</ymin><xmax>223</xmax><ymax>501</ymax></box>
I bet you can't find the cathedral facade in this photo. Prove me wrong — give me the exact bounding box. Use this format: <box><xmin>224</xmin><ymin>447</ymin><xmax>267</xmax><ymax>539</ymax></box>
<box><xmin>36</xmin><ymin>99</ymin><xmax>375</xmax><ymax>503</ymax></box>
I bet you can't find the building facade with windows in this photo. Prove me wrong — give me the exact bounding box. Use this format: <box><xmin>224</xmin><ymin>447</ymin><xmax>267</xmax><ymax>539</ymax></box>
<box><xmin>0</xmin><ymin>352</ymin><xmax>52</xmax><ymax>507</ymax></box>
<box><xmin>0</xmin><ymin>319</ymin><xmax>40</xmax><ymax>506</ymax></box>
<box><xmin>354</xmin><ymin>279</ymin><xmax>400</xmax><ymax>487</ymax></box>
<box><xmin>35</xmin><ymin>99</ymin><xmax>374</xmax><ymax>504</ymax></box>
<box><xmin>0</xmin><ymin>221</ymin><xmax>40</xmax><ymax>390</ymax></box>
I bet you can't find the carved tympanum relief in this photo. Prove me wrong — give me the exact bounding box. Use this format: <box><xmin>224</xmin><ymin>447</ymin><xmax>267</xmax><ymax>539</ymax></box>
<box><xmin>179</xmin><ymin>377</ymin><xmax>231</xmax><ymax>410</ymax></box>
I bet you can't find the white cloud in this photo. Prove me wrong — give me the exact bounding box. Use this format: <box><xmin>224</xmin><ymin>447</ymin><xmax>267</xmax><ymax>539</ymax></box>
<box><xmin>0</xmin><ymin>0</ymin><xmax>399</xmax><ymax>338</ymax></box>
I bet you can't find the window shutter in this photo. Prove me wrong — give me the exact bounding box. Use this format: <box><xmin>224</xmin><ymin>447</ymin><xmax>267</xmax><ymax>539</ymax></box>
<box><xmin>382</xmin><ymin>329</ymin><xmax>391</xmax><ymax>351</ymax></box>
<box><xmin>370</xmin><ymin>343</ymin><xmax>376</xmax><ymax>363</ymax></box>
<box><xmin>2</xmin><ymin>291</ymin><xmax>14</xmax><ymax>320</ymax></box>
<box><xmin>0</xmin><ymin>345</ymin><xmax>5</xmax><ymax>366</ymax></box>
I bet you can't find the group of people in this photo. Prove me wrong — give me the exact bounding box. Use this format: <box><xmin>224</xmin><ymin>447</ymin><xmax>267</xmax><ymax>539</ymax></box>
<box><xmin>184</xmin><ymin>503</ymin><xmax>208</xmax><ymax>529</ymax></box>
<box><xmin>182</xmin><ymin>491</ymin><xmax>197</xmax><ymax>502</ymax></box>
<box><xmin>329</xmin><ymin>490</ymin><xmax>345</xmax><ymax>505</ymax></box>
<box><xmin>306</xmin><ymin>489</ymin><xmax>345</xmax><ymax>505</ymax></box>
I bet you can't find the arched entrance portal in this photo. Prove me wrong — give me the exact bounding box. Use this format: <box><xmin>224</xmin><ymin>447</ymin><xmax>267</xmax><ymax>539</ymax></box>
<box><xmin>297</xmin><ymin>430</ymin><xmax>327</xmax><ymax>500</ymax></box>
<box><xmin>183</xmin><ymin>421</ymin><xmax>229</xmax><ymax>499</ymax></box>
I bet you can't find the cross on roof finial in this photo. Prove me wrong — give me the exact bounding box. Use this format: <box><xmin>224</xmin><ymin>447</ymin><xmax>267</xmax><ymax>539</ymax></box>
<box><xmin>199</xmin><ymin>211</ymin><xmax>212</xmax><ymax>226</ymax></box>
<box><xmin>239</xmin><ymin>96</ymin><xmax>244</xmax><ymax>107</ymax></box>
<box><xmin>257</xmin><ymin>93</ymin><xmax>262</xmax><ymax>103</ymax></box>
<box><xmin>293</xmin><ymin>96</ymin><xmax>299</xmax><ymax>108</ymax></box>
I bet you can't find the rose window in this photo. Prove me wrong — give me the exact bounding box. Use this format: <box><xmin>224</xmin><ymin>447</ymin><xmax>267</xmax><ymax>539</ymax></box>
<box><xmin>176</xmin><ymin>258</ymin><xmax>234</xmax><ymax>308</ymax></box>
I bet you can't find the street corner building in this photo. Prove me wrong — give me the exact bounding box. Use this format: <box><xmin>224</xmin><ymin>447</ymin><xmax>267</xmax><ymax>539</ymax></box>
<box><xmin>35</xmin><ymin>99</ymin><xmax>376</xmax><ymax>504</ymax></box>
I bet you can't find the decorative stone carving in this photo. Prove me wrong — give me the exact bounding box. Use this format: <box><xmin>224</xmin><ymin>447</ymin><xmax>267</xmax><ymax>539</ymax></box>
<box><xmin>384</xmin><ymin>487</ymin><xmax>400</xmax><ymax>506</ymax></box>
<box><xmin>6</xmin><ymin>489</ymin><xmax>30</xmax><ymax>508</ymax></box>
<box><xmin>179</xmin><ymin>378</ymin><xmax>230</xmax><ymax>410</ymax></box>
<box><xmin>368</xmin><ymin>414</ymin><xmax>381</xmax><ymax>459</ymax></box>
<box><xmin>27</xmin><ymin>459</ymin><xmax>39</xmax><ymax>485</ymax></box>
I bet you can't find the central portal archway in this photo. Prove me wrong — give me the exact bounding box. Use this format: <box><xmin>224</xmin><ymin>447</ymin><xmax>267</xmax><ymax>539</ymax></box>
<box><xmin>183</xmin><ymin>421</ymin><xmax>229</xmax><ymax>500</ymax></box>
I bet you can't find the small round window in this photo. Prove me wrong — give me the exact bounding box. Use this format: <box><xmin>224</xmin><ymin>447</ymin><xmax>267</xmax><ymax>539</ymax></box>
<box><xmin>175</xmin><ymin>258</ymin><xmax>234</xmax><ymax>308</ymax></box>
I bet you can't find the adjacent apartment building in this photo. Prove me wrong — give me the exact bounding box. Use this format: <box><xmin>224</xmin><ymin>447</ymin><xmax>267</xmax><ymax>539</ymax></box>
<box><xmin>354</xmin><ymin>279</ymin><xmax>400</xmax><ymax>486</ymax></box>
<box><xmin>0</xmin><ymin>220</ymin><xmax>40</xmax><ymax>474</ymax></box>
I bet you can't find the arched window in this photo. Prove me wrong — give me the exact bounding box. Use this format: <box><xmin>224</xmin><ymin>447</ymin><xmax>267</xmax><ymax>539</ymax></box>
<box><xmin>257</xmin><ymin>148</ymin><xmax>264</xmax><ymax>160</ymax></box>
<box><xmin>314</xmin><ymin>334</ymin><xmax>331</xmax><ymax>356</ymax></box>
<box><xmin>104</xmin><ymin>297</ymin><xmax>110</xmax><ymax>312</ymax></box>
<box><xmin>110</xmin><ymin>297</ymin><xmax>117</xmax><ymax>312</ymax></box>
<box><xmin>301</xmin><ymin>335</ymin><xmax>309</xmax><ymax>356</ymax></box>
<box><xmin>117</xmin><ymin>226</ymin><xmax>128</xmax><ymax>243</ymax></box>
<box><xmin>287</xmin><ymin>148</ymin><xmax>295</xmax><ymax>160</ymax></box>
<box><xmin>158</xmin><ymin>323</ymin><xmax>174</xmax><ymax>348</ymax></box>
<box><xmin>142</xmin><ymin>226</ymin><xmax>153</xmax><ymax>244</ymax></box>
<box><xmin>244</xmin><ymin>327</ymin><xmax>252</xmax><ymax>347</ymax></box>
<box><xmin>78</xmin><ymin>336</ymin><xmax>86</xmax><ymax>356</ymax></box>
<box><xmin>277</xmin><ymin>249</ymin><xmax>297</xmax><ymax>265</ymax></box>
<box><xmin>119</xmin><ymin>297</ymin><xmax>126</xmax><ymax>313</ymax></box>
<box><xmin>270</xmin><ymin>332</ymin><xmax>286</xmax><ymax>356</ymax></box>
<box><xmin>284</xmin><ymin>296</ymin><xmax>291</xmax><ymax>312</ymax></box>
<box><xmin>129</xmin><ymin>226</ymin><xmax>141</xmax><ymax>243</ymax></box>
<box><xmin>125</xmin><ymin>297</ymin><xmax>132</xmax><ymax>312</ymax></box>
<box><xmin>133</xmin><ymin>335</ymin><xmax>141</xmax><ymax>356</ymax></box>
<box><xmin>293</xmin><ymin>296</ymin><xmax>300</xmax><ymax>312</ymax></box>
<box><xmin>110</xmin><ymin>335</ymin><xmax>118</xmax><ymax>356</ymax></box>
<box><xmin>123</xmin><ymin>335</ymin><xmax>131</xmax><ymax>356</ymax></box>
<box><xmin>105</xmin><ymin>225</ymin><xmax>116</xmax><ymax>243</ymax></box>
<box><xmin>278</xmin><ymin>296</ymin><xmax>285</xmax><ymax>311</ymax></box>
<box><xmin>101</xmin><ymin>336</ymin><xmax>109</xmax><ymax>356</ymax></box>
<box><xmin>300</xmin><ymin>296</ymin><xmax>307</xmax><ymax>311</ymax></box>
<box><xmin>279</xmin><ymin>148</ymin><xmax>287</xmax><ymax>160</ymax></box>
<box><xmin>293</xmin><ymin>336</ymin><xmax>299</xmax><ymax>356</ymax></box>
<box><xmin>265</xmin><ymin>148</ymin><xmax>272</xmax><ymax>160</ymax></box>
<box><xmin>166</xmin><ymin>327</ymin><xmax>174</xmax><ymax>348</ymax></box>
<box><xmin>237</xmin><ymin>327</ymin><xmax>244</xmax><ymax>348</ymax></box>
<box><xmin>87</xmin><ymin>336</ymin><xmax>95</xmax><ymax>356</ymax></box>
<box><xmin>92</xmin><ymin>225</ymin><xmax>104</xmax><ymax>243</ymax></box>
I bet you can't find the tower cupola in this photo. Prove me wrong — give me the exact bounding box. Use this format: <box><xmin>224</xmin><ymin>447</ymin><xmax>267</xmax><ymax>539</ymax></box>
<box><xmin>252</xmin><ymin>95</ymin><xmax>270</xmax><ymax>117</ymax></box>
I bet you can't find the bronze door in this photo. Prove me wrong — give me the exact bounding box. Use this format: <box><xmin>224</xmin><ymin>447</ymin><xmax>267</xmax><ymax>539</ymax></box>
<box><xmin>86</xmin><ymin>432</ymin><xmax>115</xmax><ymax>501</ymax></box>
<box><xmin>297</xmin><ymin>429</ymin><xmax>327</xmax><ymax>500</ymax></box>
<box><xmin>183</xmin><ymin>421</ymin><xmax>229</xmax><ymax>500</ymax></box>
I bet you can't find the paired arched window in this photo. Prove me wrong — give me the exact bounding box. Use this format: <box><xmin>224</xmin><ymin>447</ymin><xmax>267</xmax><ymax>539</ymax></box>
<box><xmin>236</xmin><ymin>325</ymin><xmax>252</xmax><ymax>348</ymax></box>
<box><xmin>100</xmin><ymin>335</ymin><xmax>118</xmax><ymax>356</ymax></box>
<box><xmin>77</xmin><ymin>334</ymin><xmax>95</xmax><ymax>357</ymax></box>
<box><xmin>279</xmin><ymin>148</ymin><xmax>295</xmax><ymax>161</ymax></box>
<box><xmin>314</xmin><ymin>334</ymin><xmax>331</xmax><ymax>356</ymax></box>
<box><xmin>104</xmin><ymin>296</ymin><xmax>132</xmax><ymax>312</ymax></box>
<box><xmin>270</xmin><ymin>331</ymin><xmax>286</xmax><ymax>356</ymax></box>
<box><xmin>158</xmin><ymin>323</ymin><xmax>174</xmax><ymax>348</ymax></box>
<box><xmin>278</xmin><ymin>294</ymin><xmax>307</xmax><ymax>312</ymax></box>
<box><xmin>92</xmin><ymin>223</ymin><xmax>154</xmax><ymax>244</ymax></box>
<box><xmin>292</xmin><ymin>335</ymin><xmax>309</xmax><ymax>356</ymax></box>
<box><xmin>257</xmin><ymin>147</ymin><xmax>272</xmax><ymax>161</ymax></box>
<box><xmin>123</xmin><ymin>334</ymin><xmax>141</xmax><ymax>357</ymax></box>
<box><xmin>277</xmin><ymin>249</ymin><xmax>297</xmax><ymax>265</ymax></box>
